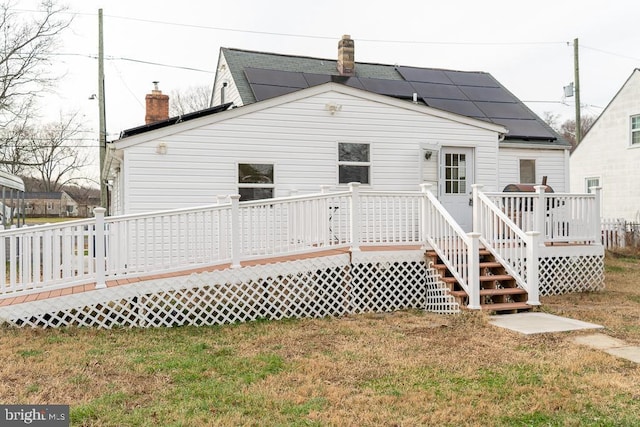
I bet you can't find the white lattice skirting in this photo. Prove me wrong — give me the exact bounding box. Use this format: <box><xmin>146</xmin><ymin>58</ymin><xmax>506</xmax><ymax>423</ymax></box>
<box><xmin>538</xmin><ymin>254</ymin><xmax>605</xmax><ymax>296</ymax></box>
<box><xmin>0</xmin><ymin>250</ymin><xmax>460</xmax><ymax>329</ymax></box>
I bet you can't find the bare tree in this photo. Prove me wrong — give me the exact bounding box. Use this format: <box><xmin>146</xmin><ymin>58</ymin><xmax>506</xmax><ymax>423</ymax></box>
<box><xmin>169</xmin><ymin>85</ymin><xmax>211</xmax><ymax>116</ymax></box>
<box><xmin>559</xmin><ymin>115</ymin><xmax>598</xmax><ymax>148</ymax></box>
<box><xmin>24</xmin><ymin>112</ymin><xmax>91</xmax><ymax>192</ymax></box>
<box><xmin>0</xmin><ymin>114</ymin><xmax>34</xmax><ymax>175</ymax></box>
<box><xmin>542</xmin><ymin>111</ymin><xmax>598</xmax><ymax>148</ymax></box>
<box><xmin>0</xmin><ymin>0</ymin><xmax>71</xmax><ymax>127</ymax></box>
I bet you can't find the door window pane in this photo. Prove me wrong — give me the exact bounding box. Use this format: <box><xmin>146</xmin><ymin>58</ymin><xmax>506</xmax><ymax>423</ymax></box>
<box><xmin>444</xmin><ymin>153</ymin><xmax>467</xmax><ymax>194</ymax></box>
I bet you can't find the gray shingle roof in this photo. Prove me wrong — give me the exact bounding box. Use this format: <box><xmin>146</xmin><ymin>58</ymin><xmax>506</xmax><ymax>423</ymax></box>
<box><xmin>221</xmin><ymin>47</ymin><xmax>569</xmax><ymax>146</ymax></box>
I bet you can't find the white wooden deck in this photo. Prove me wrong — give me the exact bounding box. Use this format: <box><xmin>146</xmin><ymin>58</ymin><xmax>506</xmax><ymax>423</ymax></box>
<box><xmin>0</xmin><ymin>185</ymin><xmax>605</xmax><ymax>327</ymax></box>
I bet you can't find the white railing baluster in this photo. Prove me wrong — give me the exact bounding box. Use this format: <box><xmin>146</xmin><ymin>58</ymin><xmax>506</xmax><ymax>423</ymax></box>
<box><xmin>94</xmin><ymin>207</ymin><xmax>106</xmax><ymax>289</ymax></box>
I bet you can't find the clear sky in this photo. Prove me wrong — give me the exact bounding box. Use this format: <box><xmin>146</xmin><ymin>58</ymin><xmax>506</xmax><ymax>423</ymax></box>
<box><xmin>18</xmin><ymin>0</ymin><xmax>640</xmax><ymax>162</ymax></box>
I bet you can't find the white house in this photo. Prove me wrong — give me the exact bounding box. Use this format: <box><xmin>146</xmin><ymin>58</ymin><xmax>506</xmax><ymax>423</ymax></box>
<box><xmin>570</xmin><ymin>68</ymin><xmax>640</xmax><ymax>221</ymax></box>
<box><xmin>106</xmin><ymin>36</ymin><xmax>570</xmax><ymax>232</ymax></box>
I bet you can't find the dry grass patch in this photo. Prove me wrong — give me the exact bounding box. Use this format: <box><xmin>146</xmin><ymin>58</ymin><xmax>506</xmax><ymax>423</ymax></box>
<box><xmin>1</xmin><ymin>254</ymin><xmax>640</xmax><ymax>425</ymax></box>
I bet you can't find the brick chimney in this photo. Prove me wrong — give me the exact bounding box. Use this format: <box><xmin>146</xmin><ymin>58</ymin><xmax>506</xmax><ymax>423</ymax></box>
<box><xmin>337</xmin><ymin>34</ymin><xmax>355</xmax><ymax>76</ymax></box>
<box><xmin>145</xmin><ymin>81</ymin><xmax>169</xmax><ymax>124</ymax></box>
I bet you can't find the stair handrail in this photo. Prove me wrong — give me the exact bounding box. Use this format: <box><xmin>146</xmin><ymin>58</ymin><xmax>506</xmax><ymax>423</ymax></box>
<box><xmin>473</xmin><ymin>185</ymin><xmax>540</xmax><ymax>306</ymax></box>
<box><xmin>421</xmin><ymin>184</ymin><xmax>480</xmax><ymax>309</ymax></box>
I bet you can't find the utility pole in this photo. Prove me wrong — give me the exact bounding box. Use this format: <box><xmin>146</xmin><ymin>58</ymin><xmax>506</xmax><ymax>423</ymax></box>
<box><xmin>98</xmin><ymin>9</ymin><xmax>108</xmax><ymax>211</ymax></box>
<box><xmin>574</xmin><ymin>38</ymin><xmax>581</xmax><ymax>144</ymax></box>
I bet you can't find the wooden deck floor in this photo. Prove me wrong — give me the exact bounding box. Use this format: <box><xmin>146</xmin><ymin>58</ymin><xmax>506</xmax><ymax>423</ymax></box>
<box><xmin>0</xmin><ymin>245</ymin><xmax>424</xmax><ymax>308</ymax></box>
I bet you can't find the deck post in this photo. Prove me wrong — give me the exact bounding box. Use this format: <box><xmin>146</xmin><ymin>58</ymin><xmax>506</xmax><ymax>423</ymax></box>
<box><xmin>592</xmin><ymin>186</ymin><xmax>602</xmax><ymax>244</ymax></box>
<box><xmin>420</xmin><ymin>184</ymin><xmax>432</xmax><ymax>249</ymax></box>
<box><xmin>525</xmin><ymin>231</ymin><xmax>541</xmax><ymax>306</ymax></box>
<box><xmin>534</xmin><ymin>185</ymin><xmax>547</xmax><ymax>236</ymax></box>
<box><xmin>93</xmin><ymin>207</ymin><xmax>107</xmax><ymax>289</ymax></box>
<box><xmin>467</xmin><ymin>232</ymin><xmax>481</xmax><ymax>310</ymax></box>
<box><xmin>229</xmin><ymin>194</ymin><xmax>242</xmax><ymax>268</ymax></box>
<box><xmin>471</xmin><ymin>184</ymin><xmax>484</xmax><ymax>234</ymax></box>
<box><xmin>349</xmin><ymin>182</ymin><xmax>361</xmax><ymax>252</ymax></box>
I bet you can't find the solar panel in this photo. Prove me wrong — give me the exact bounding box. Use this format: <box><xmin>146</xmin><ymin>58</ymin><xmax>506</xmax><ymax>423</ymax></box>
<box><xmin>245</xmin><ymin>68</ymin><xmax>308</xmax><ymax>88</ymax></box>
<box><xmin>443</xmin><ymin>70</ymin><xmax>500</xmax><ymax>88</ymax></box>
<box><xmin>410</xmin><ymin>81</ymin><xmax>468</xmax><ymax>100</ymax></box>
<box><xmin>493</xmin><ymin>119</ymin><xmax>555</xmax><ymax>139</ymax></box>
<box><xmin>331</xmin><ymin>75</ymin><xmax>366</xmax><ymax>90</ymax></box>
<box><xmin>250</xmin><ymin>84</ymin><xmax>302</xmax><ymax>102</ymax></box>
<box><xmin>358</xmin><ymin>77</ymin><xmax>416</xmax><ymax>98</ymax></box>
<box><xmin>303</xmin><ymin>73</ymin><xmax>332</xmax><ymax>87</ymax></box>
<box><xmin>396</xmin><ymin>67</ymin><xmax>452</xmax><ymax>84</ymax></box>
<box><xmin>475</xmin><ymin>102</ymin><xmax>532</xmax><ymax>120</ymax></box>
<box><xmin>458</xmin><ymin>86</ymin><xmax>517</xmax><ymax>103</ymax></box>
<box><xmin>422</xmin><ymin>98</ymin><xmax>486</xmax><ymax>118</ymax></box>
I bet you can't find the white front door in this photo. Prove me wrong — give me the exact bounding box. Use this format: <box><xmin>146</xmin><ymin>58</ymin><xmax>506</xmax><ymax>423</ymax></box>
<box><xmin>440</xmin><ymin>147</ymin><xmax>474</xmax><ymax>231</ymax></box>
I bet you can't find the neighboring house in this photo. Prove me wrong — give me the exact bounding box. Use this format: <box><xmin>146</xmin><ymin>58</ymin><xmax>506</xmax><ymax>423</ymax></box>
<box><xmin>570</xmin><ymin>68</ymin><xmax>640</xmax><ymax>221</ymax></box>
<box><xmin>24</xmin><ymin>191</ymin><xmax>78</xmax><ymax>217</ymax></box>
<box><xmin>106</xmin><ymin>35</ymin><xmax>570</xmax><ymax>231</ymax></box>
<box><xmin>76</xmin><ymin>195</ymin><xmax>101</xmax><ymax>218</ymax></box>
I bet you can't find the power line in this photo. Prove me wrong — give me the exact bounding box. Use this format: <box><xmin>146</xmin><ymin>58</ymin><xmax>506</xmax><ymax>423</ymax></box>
<box><xmin>49</xmin><ymin>52</ymin><xmax>215</xmax><ymax>73</ymax></box>
<box><xmin>104</xmin><ymin>14</ymin><xmax>569</xmax><ymax>47</ymax></box>
<box><xmin>581</xmin><ymin>44</ymin><xmax>640</xmax><ymax>62</ymax></box>
<box><xmin>12</xmin><ymin>7</ymin><xmax>568</xmax><ymax>47</ymax></box>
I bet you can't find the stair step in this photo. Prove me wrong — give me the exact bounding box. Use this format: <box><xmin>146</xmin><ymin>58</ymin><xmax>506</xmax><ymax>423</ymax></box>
<box><xmin>481</xmin><ymin>287</ymin><xmax>527</xmax><ymax>296</ymax></box>
<box><xmin>480</xmin><ymin>302</ymin><xmax>531</xmax><ymax>312</ymax></box>
<box><xmin>432</xmin><ymin>261</ymin><xmax>502</xmax><ymax>271</ymax></box>
<box><xmin>449</xmin><ymin>288</ymin><xmax>527</xmax><ymax>298</ymax></box>
<box><xmin>479</xmin><ymin>274</ymin><xmax>514</xmax><ymax>282</ymax></box>
<box><xmin>479</xmin><ymin>261</ymin><xmax>502</xmax><ymax>268</ymax></box>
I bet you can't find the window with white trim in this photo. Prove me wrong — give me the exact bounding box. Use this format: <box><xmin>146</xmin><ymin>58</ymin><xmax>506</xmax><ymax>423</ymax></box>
<box><xmin>585</xmin><ymin>177</ymin><xmax>600</xmax><ymax>193</ymax></box>
<box><xmin>338</xmin><ymin>143</ymin><xmax>370</xmax><ymax>184</ymax></box>
<box><xmin>519</xmin><ymin>159</ymin><xmax>536</xmax><ymax>184</ymax></box>
<box><xmin>631</xmin><ymin>115</ymin><xmax>640</xmax><ymax>145</ymax></box>
<box><xmin>238</xmin><ymin>163</ymin><xmax>274</xmax><ymax>201</ymax></box>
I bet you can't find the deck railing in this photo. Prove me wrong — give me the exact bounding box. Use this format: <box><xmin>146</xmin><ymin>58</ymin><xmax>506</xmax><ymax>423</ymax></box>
<box><xmin>0</xmin><ymin>184</ymin><xmax>601</xmax><ymax>306</ymax></box>
<box><xmin>484</xmin><ymin>186</ymin><xmax>600</xmax><ymax>244</ymax></box>
<box><xmin>0</xmin><ymin>184</ymin><xmax>435</xmax><ymax>297</ymax></box>
<box><xmin>421</xmin><ymin>184</ymin><xmax>480</xmax><ymax>309</ymax></box>
<box><xmin>473</xmin><ymin>185</ymin><xmax>540</xmax><ymax>305</ymax></box>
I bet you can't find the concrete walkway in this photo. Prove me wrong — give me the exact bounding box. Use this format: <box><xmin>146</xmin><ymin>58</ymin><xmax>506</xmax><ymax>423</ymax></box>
<box><xmin>489</xmin><ymin>312</ymin><xmax>640</xmax><ymax>364</ymax></box>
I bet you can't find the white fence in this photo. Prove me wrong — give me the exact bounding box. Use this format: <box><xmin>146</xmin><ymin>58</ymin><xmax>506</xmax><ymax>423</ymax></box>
<box><xmin>601</xmin><ymin>218</ymin><xmax>640</xmax><ymax>249</ymax></box>
<box><xmin>0</xmin><ymin>184</ymin><xmax>602</xmax><ymax>310</ymax></box>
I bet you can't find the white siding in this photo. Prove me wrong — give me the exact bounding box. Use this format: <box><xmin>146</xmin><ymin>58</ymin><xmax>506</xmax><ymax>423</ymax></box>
<box><xmin>570</xmin><ymin>70</ymin><xmax>640</xmax><ymax>221</ymax></box>
<box><xmin>211</xmin><ymin>55</ymin><xmax>243</xmax><ymax>107</ymax></box>
<box><xmin>498</xmin><ymin>147</ymin><xmax>569</xmax><ymax>192</ymax></box>
<box><xmin>118</xmin><ymin>90</ymin><xmax>501</xmax><ymax>214</ymax></box>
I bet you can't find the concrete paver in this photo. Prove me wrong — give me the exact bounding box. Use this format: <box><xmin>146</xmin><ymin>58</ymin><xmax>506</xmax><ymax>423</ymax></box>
<box><xmin>488</xmin><ymin>312</ymin><xmax>604</xmax><ymax>335</ymax></box>
<box><xmin>572</xmin><ymin>333</ymin><xmax>640</xmax><ymax>364</ymax></box>
<box><xmin>488</xmin><ymin>316</ymin><xmax>640</xmax><ymax>365</ymax></box>
<box><xmin>572</xmin><ymin>333</ymin><xmax>627</xmax><ymax>350</ymax></box>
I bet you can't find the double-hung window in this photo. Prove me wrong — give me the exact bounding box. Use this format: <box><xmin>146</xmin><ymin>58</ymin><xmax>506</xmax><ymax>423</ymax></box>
<box><xmin>631</xmin><ymin>115</ymin><xmax>640</xmax><ymax>145</ymax></box>
<box><xmin>519</xmin><ymin>159</ymin><xmax>536</xmax><ymax>184</ymax></box>
<box><xmin>338</xmin><ymin>143</ymin><xmax>370</xmax><ymax>184</ymax></box>
<box><xmin>585</xmin><ymin>177</ymin><xmax>600</xmax><ymax>193</ymax></box>
<box><xmin>238</xmin><ymin>163</ymin><xmax>274</xmax><ymax>201</ymax></box>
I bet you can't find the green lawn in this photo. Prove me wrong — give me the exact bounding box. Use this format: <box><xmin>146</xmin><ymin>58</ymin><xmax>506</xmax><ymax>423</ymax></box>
<box><xmin>0</xmin><ymin>255</ymin><xmax>639</xmax><ymax>426</ymax></box>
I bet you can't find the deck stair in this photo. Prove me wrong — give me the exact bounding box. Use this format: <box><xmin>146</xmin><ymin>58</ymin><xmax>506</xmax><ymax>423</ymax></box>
<box><xmin>426</xmin><ymin>249</ymin><xmax>532</xmax><ymax>314</ymax></box>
